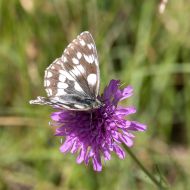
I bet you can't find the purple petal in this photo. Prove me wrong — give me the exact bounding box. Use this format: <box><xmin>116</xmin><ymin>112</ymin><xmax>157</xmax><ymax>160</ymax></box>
<box><xmin>51</xmin><ymin>112</ymin><xmax>62</xmax><ymax>121</ymax></box>
<box><xmin>76</xmin><ymin>146</ymin><xmax>87</xmax><ymax>164</ymax></box>
<box><xmin>119</xmin><ymin>134</ymin><xmax>133</xmax><ymax>147</ymax></box>
<box><xmin>120</xmin><ymin>85</ymin><xmax>134</xmax><ymax>101</ymax></box>
<box><xmin>103</xmin><ymin>148</ymin><xmax>111</xmax><ymax>160</ymax></box>
<box><xmin>122</xmin><ymin>130</ymin><xmax>135</xmax><ymax>138</ymax></box>
<box><xmin>103</xmin><ymin>80</ymin><xmax>120</xmax><ymax>101</ymax></box>
<box><xmin>84</xmin><ymin>150</ymin><xmax>90</xmax><ymax>165</ymax></box>
<box><xmin>113</xmin><ymin>144</ymin><xmax>125</xmax><ymax>159</ymax></box>
<box><xmin>60</xmin><ymin>138</ymin><xmax>74</xmax><ymax>153</ymax></box>
<box><xmin>71</xmin><ymin>140</ymin><xmax>80</xmax><ymax>153</ymax></box>
<box><xmin>116</xmin><ymin>106</ymin><xmax>136</xmax><ymax>116</ymax></box>
<box><xmin>92</xmin><ymin>153</ymin><xmax>102</xmax><ymax>172</ymax></box>
<box><xmin>111</xmin><ymin>131</ymin><xmax>122</xmax><ymax>144</ymax></box>
<box><xmin>84</xmin><ymin>149</ymin><xmax>94</xmax><ymax>165</ymax></box>
<box><xmin>115</xmin><ymin>120</ymin><xmax>131</xmax><ymax>129</ymax></box>
<box><xmin>128</xmin><ymin>121</ymin><xmax>147</xmax><ymax>131</ymax></box>
<box><xmin>55</xmin><ymin>127</ymin><xmax>68</xmax><ymax>136</ymax></box>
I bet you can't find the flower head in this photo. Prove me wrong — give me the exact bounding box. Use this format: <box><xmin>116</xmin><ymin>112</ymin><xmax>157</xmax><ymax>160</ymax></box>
<box><xmin>51</xmin><ymin>80</ymin><xmax>146</xmax><ymax>171</ymax></box>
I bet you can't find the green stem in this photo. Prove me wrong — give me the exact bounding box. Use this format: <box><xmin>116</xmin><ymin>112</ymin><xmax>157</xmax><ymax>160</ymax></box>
<box><xmin>124</xmin><ymin>146</ymin><xmax>167</xmax><ymax>189</ymax></box>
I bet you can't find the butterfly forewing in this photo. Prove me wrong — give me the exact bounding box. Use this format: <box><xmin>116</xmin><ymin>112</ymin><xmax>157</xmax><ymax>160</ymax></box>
<box><xmin>30</xmin><ymin>31</ymin><xmax>101</xmax><ymax>110</ymax></box>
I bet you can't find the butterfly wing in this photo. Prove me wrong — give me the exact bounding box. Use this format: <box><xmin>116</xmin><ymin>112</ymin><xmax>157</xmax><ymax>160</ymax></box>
<box><xmin>30</xmin><ymin>31</ymin><xmax>100</xmax><ymax>110</ymax></box>
<box><xmin>61</xmin><ymin>31</ymin><xmax>100</xmax><ymax>98</ymax></box>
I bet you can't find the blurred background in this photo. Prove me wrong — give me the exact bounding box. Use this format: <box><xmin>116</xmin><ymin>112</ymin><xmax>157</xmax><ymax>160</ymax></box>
<box><xmin>0</xmin><ymin>0</ymin><xmax>190</xmax><ymax>189</ymax></box>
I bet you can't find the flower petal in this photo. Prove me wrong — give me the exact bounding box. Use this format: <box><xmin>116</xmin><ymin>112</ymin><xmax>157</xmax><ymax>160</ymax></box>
<box><xmin>120</xmin><ymin>85</ymin><xmax>133</xmax><ymax>100</ymax></box>
<box><xmin>116</xmin><ymin>106</ymin><xmax>136</xmax><ymax>116</ymax></box>
<box><xmin>60</xmin><ymin>137</ymin><xmax>74</xmax><ymax>153</ymax></box>
<box><xmin>103</xmin><ymin>80</ymin><xmax>120</xmax><ymax>102</ymax></box>
<box><xmin>119</xmin><ymin>134</ymin><xmax>133</xmax><ymax>147</ymax></box>
<box><xmin>51</xmin><ymin>112</ymin><xmax>62</xmax><ymax>121</ymax></box>
<box><xmin>76</xmin><ymin>146</ymin><xmax>87</xmax><ymax>164</ymax></box>
<box><xmin>71</xmin><ymin>140</ymin><xmax>80</xmax><ymax>153</ymax></box>
<box><xmin>113</xmin><ymin>144</ymin><xmax>125</xmax><ymax>159</ymax></box>
<box><xmin>92</xmin><ymin>153</ymin><xmax>102</xmax><ymax>172</ymax></box>
<box><xmin>128</xmin><ymin>121</ymin><xmax>147</xmax><ymax>131</ymax></box>
<box><xmin>102</xmin><ymin>148</ymin><xmax>111</xmax><ymax>160</ymax></box>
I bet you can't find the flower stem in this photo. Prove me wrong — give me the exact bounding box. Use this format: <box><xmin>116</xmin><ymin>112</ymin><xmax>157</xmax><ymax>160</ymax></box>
<box><xmin>124</xmin><ymin>146</ymin><xmax>167</xmax><ymax>189</ymax></box>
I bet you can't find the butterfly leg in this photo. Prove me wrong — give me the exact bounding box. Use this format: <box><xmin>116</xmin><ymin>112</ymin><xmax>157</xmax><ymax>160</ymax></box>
<box><xmin>90</xmin><ymin>111</ymin><xmax>93</xmax><ymax>128</ymax></box>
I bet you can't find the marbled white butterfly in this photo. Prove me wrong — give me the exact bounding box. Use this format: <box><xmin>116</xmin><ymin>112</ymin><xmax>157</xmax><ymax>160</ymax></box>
<box><xmin>29</xmin><ymin>31</ymin><xmax>102</xmax><ymax>110</ymax></box>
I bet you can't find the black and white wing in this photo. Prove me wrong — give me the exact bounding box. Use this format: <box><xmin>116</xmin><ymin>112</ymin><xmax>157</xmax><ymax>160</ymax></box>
<box><xmin>29</xmin><ymin>31</ymin><xmax>100</xmax><ymax>110</ymax></box>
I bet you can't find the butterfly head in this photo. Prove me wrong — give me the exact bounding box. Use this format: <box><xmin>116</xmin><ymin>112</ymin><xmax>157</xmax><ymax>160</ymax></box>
<box><xmin>85</xmin><ymin>98</ymin><xmax>102</xmax><ymax>110</ymax></box>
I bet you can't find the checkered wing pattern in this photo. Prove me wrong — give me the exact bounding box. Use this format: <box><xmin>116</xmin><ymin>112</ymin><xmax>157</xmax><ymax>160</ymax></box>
<box><xmin>29</xmin><ymin>31</ymin><xmax>101</xmax><ymax>110</ymax></box>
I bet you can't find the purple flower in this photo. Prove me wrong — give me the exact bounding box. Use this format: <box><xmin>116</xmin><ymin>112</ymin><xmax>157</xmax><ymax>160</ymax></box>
<box><xmin>51</xmin><ymin>80</ymin><xmax>146</xmax><ymax>172</ymax></box>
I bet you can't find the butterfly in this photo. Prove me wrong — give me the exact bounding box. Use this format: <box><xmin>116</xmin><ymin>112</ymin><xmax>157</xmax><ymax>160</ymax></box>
<box><xmin>29</xmin><ymin>31</ymin><xmax>102</xmax><ymax>111</ymax></box>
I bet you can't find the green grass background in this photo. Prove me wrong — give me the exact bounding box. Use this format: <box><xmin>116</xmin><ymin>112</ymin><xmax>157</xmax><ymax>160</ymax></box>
<box><xmin>0</xmin><ymin>0</ymin><xmax>190</xmax><ymax>189</ymax></box>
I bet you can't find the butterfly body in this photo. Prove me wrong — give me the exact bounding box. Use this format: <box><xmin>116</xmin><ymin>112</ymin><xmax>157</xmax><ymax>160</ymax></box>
<box><xmin>30</xmin><ymin>31</ymin><xmax>102</xmax><ymax>111</ymax></box>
